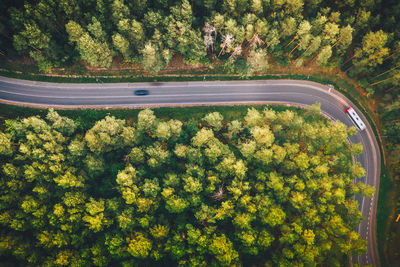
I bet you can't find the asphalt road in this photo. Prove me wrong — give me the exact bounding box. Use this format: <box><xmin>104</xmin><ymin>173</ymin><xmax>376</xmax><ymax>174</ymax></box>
<box><xmin>0</xmin><ymin>76</ymin><xmax>380</xmax><ymax>266</ymax></box>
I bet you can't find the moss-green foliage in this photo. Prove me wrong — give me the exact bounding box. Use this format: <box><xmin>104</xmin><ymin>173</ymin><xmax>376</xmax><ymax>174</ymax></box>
<box><xmin>1</xmin><ymin>0</ymin><xmax>399</xmax><ymax>85</ymax></box>
<box><xmin>2</xmin><ymin>0</ymin><xmax>400</xmax><ymax>264</ymax></box>
<box><xmin>0</xmin><ymin>107</ymin><xmax>374</xmax><ymax>266</ymax></box>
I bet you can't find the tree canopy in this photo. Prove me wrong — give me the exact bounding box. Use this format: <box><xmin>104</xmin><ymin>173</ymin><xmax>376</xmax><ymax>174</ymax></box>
<box><xmin>0</xmin><ymin>107</ymin><xmax>373</xmax><ymax>266</ymax></box>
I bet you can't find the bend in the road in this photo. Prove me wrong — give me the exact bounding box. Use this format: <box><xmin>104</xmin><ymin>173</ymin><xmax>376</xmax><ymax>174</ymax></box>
<box><xmin>0</xmin><ymin>76</ymin><xmax>381</xmax><ymax>266</ymax></box>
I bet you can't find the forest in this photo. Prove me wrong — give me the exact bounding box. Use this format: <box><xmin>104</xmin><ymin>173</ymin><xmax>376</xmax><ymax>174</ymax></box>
<box><xmin>0</xmin><ymin>0</ymin><xmax>400</xmax><ymax>264</ymax></box>
<box><xmin>0</xmin><ymin>107</ymin><xmax>374</xmax><ymax>266</ymax></box>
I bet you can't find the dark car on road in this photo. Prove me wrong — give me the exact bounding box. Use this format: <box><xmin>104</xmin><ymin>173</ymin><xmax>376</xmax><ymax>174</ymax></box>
<box><xmin>134</xmin><ymin>90</ymin><xmax>149</xmax><ymax>96</ymax></box>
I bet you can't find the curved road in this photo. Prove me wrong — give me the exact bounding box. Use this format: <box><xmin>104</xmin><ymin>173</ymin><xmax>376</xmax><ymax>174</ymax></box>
<box><xmin>0</xmin><ymin>76</ymin><xmax>380</xmax><ymax>266</ymax></box>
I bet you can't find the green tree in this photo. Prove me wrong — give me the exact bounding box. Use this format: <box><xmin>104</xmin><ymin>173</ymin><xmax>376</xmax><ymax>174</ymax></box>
<box><xmin>13</xmin><ymin>22</ymin><xmax>52</xmax><ymax>72</ymax></box>
<box><xmin>85</xmin><ymin>116</ymin><xmax>126</xmax><ymax>153</ymax></box>
<box><xmin>141</xmin><ymin>42</ymin><xmax>166</xmax><ymax>74</ymax></box>
<box><xmin>164</xmin><ymin>195</ymin><xmax>189</xmax><ymax>213</ymax></box>
<box><xmin>127</xmin><ymin>232</ymin><xmax>152</xmax><ymax>258</ymax></box>
<box><xmin>53</xmin><ymin>169</ymin><xmax>84</xmax><ymax>188</ymax></box>
<box><xmin>322</xmin><ymin>22</ymin><xmax>340</xmax><ymax>44</ymax></box>
<box><xmin>111</xmin><ymin>0</ymin><xmax>130</xmax><ymax>24</ymax></box>
<box><xmin>46</xmin><ymin>109</ymin><xmax>76</xmax><ymax>135</ymax></box>
<box><xmin>0</xmin><ymin>132</ymin><xmax>13</xmax><ymax>156</ymax></box>
<box><xmin>263</xmin><ymin>206</ymin><xmax>286</xmax><ymax>227</ymax></box>
<box><xmin>112</xmin><ymin>33</ymin><xmax>131</xmax><ymax>59</ymax></box>
<box><xmin>75</xmin><ymin>33</ymin><xmax>113</xmax><ymax>67</ymax></box>
<box><xmin>116</xmin><ymin>165</ymin><xmax>139</xmax><ymax>204</ymax></box>
<box><xmin>117</xmin><ymin>18</ymin><xmax>144</xmax><ymax>52</ymax></box>
<box><xmin>284</xmin><ymin>0</ymin><xmax>304</xmax><ymax>15</ymax></box>
<box><xmin>209</xmin><ymin>234</ymin><xmax>239</xmax><ymax>266</ymax></box>
<box><xmin>87</xmin><ymin>17</ymin><xmax>107</xmax><ymax>42</ymax></box>
<box><xmin>150</xmin><ymin>224</ymin><xmax>169</xmax><ymax>239</ymax></box>
<box><xmin>316</xmin><ymin>45</ymin><xmax>332</xmax><ymax>66</ymax></box>
<box><xmin>192</xmin><ymin>128</ymin><xmax>214</xmax><ymax>147</ymax></box>
<box><xmin>203</xmin><ymin>112</ymin><xmax>224</xmax><ymax>131</ymax></box>
<box><xmin>251</xmin><ymin>126</ymin><xmax>275</xmax><ymax>147</ymax></box>
<box><xmin>334</xmin><ymin>25</ymin><xmax>353</xmax><ymax>54</ymax></box>
<box><xmin>82</xmin><ymin>198</ymin><xmax>111</xmax><ymax>232</ymax></box>
<box><xmin>246</xmin><ymin>48</ymin><xmax>269</xmax><ymax>75</ymax></box>
<box><xmin>352</xmin><ymin>30</ymin><xmax>389</xmax><ymax>73</ymax></box>
<box><xmin>164</xmin><ymin>0</ymin><xmax>206</xmax><ymax>63</ymax></box>
<box><xmin>137</xmin><ymin>109</ymin><xmax>157</xmax><ymax>132</ymax></box>
<box><xmin>66</xmin><ymin>20</ymin><xmax>112</xmax><ymax>68</ymax></box>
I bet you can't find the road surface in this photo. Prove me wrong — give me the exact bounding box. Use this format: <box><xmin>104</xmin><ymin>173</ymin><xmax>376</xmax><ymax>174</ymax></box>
<box><xmin>0</xmin><ymin>76</ymin><xmax>380</xmax><ymax>266</ymax></box>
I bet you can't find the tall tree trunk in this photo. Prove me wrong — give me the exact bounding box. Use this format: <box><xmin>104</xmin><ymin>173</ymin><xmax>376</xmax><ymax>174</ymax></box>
<box><xmin>373</xmin><ymin>64</ymin><xmax>400</xmax><ymax>79</ymax></box>
<box><xmin>368</xmin><ymin>76</ymin><xmax>394</xmax><ymax>87</ymax></box>
<box><xmin>341</xmin><ymin>54</ymin><xmax>357</xmax><ymax>67</ymax></box>
<box><xmin>218</xmin><ymin>44</ymin><xmax>226</xmax><ymax>57</ymax></box>
<box><xmin>384</xmin><ymin>86</ymin><xmax>395</xmax><ymax>93</ymax></box>
<box><xmin>310</xmin><ymin>51</ymin><xmax>320</xmax><ymax>64</ymax></box>
<box><xmin>343</xmin><ymin>49</ymin><xmax>390</xmax><ymax>69</ymax></box>
<box><xmin>288</xmin><ymin>42</ymin><xmax>301</xmax><ymax>57</ymax></box>
<box><xmin>343</xmin><ymin>64</ymin><xmax>356</xmax><ymax>73</ymax></box>
<box><xmin>382</xmin><ymin>50</ymin><xmax>400</xmax><ymax>63</ymax></box>
<box><xmin>331</xmin><ymin>38</ymin><xmax>341</xmax><ymax>49</ymax></box>
<box><xmin>31</xmin><ymin>46</ymin><xmax>46</xmax><ymax>54</ymax></box>
<box><xmin>283</xmin><ymin>35</ymin><xmax>297</xmax><ymax>49</ymax></box>
<box><xmin>296</xmin><ymin>42</ymin><xmax>315</xmax><ymax>61</ymax></box>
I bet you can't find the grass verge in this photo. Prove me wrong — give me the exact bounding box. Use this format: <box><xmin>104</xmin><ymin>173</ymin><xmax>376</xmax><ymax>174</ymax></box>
<box><xmin>376</xmin><ymin>166</ymin><xmax>393</xmax><ymax>267</ymax></box>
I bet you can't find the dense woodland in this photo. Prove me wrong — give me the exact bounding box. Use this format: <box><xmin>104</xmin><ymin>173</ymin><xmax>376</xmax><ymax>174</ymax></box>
<box><xmin>0</xmin><ymin>107</ymin><xmax>374</xmax><ymax>266</ymax></box>
<box><xmin>0</xmin><ymin>0</ymin><xmax>399</xmax><ymax>151</ymax></box>
<box><xmin>0</xmin><ymin>0</ymin><xmax>400</xmax><ymax>264</ymax></box>
<box><xmin>0</xmin><ymin>0</ymin><xmax>398</xmax><ymax>80</ymax></box>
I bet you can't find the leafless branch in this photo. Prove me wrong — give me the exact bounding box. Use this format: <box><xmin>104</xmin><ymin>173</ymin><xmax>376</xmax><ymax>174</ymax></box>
<box><xmin>212</xmin><ymin>184</ymin><xmax>225</xmax><ymax>201</ymax></box>
<box><xmin>229</xmin><ymin>46</ymin><xmax>242</xmax><ymax>61</ymax></box>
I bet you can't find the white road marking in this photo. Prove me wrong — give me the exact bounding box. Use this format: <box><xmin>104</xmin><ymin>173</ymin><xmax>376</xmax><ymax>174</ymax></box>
<box><xmin>0</xmin><ymin>90</ymin><xmax>338</xmax><ymax>100</ymax></box>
